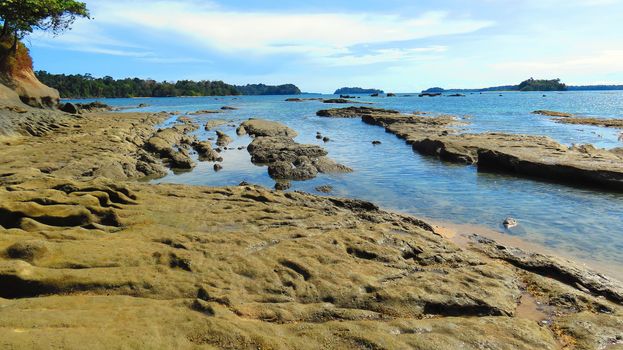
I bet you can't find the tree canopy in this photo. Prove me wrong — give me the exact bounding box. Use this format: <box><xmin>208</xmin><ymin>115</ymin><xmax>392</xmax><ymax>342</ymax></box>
<box><xmin>0</xmin><ymin>0</ymin><xmax>89</xmax><ymax>51</ymax></box>
<box><xmin>517</xmin><ymin>78</ymin><xmax>567</xmax><ymax>91</ymax></box>
<box><xmin>35</xmin><ymin>72</ymin><xmax>303</xmax><ymax>98</ymax></box>
<box><xmin>334</xmin><ymin>87</ymin><xmax>384</xmax><ymax>95</ymax></box>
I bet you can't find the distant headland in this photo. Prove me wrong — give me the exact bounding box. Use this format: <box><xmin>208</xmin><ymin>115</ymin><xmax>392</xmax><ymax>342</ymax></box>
<box><xmin>35</xmin><ymin>71</ymin><xmax>302</xmax><ymax>98</ymax></box>
<box><xmin>423</xmin><ymin>78</ymin><xmax>623</xmax><ymax>93</ymax></box>
<box><xmin>334</xmin><ymin>87</ymin><xmax>384</xmax><ymax>95</ymax></box>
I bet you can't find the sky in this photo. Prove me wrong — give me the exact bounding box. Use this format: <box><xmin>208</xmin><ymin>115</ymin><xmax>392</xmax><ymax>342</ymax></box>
<box><xmin>28</xmin><ymin>0</ymin><xmax>623</xmax><ymax>93</ymax></box>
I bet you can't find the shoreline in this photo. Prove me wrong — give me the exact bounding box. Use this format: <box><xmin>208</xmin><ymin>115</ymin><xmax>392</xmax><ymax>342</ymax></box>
<box><xmin>426</xmin><ymin>218</ymin><xmax>623</xmax><ymax>282</ymax></box>
<box><xmin>1</xmin><ymin>108</ymin><xmax>622</xmax><ymax>348</ymax></box>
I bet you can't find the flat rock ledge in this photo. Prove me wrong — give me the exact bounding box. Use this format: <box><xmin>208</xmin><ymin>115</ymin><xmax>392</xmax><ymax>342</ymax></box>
<box><xmin>533</xmin><ymin>110</ymin><xmax>623</xmax><ymax>129</ymax></box>
<box><xmin>317</xmin><ymin>107</ymin><xmax>623</xmax><ymax>191</ymax></box>
<box><xmin>238</xmin><ymin>119</ymin><xmax>352</xmax><ymax>181</ymax></box>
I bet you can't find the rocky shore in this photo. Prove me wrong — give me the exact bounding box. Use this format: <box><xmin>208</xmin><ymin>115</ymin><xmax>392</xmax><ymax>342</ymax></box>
<box><xmin>239</xmin><ymin>119</ymin><xmax>352</xmax><ymax>185</ymax></box>
<box><xmin>0</xmin><ymin>106</ymin><xmax>622</xmax><ymax>349</ymax></box>
<box><xmin>533</xmin><ymin>110</ymin><xmax>623</xmax><ymax>129</ymax></box>
<box><xmin>317</xmin><ymin>107</ymin><xmax>623</xmax><ymax>191</ymax></box>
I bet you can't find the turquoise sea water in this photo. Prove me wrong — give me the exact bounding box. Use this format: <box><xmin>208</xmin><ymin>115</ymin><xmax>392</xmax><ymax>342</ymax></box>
<box><xmin>73</xmin><ymin>91</ymin><xmax>623</xmax><ymax>278</ymax></box>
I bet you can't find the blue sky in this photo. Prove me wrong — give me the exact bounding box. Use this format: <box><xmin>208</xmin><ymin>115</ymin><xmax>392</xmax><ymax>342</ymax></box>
<box><xmin>28</xmin><ymin>0</ymin><xmax>623</xmax><ymax>93</ymax></box>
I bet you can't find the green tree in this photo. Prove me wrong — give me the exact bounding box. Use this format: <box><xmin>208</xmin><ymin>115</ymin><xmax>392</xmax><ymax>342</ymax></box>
<box><xmin>0</xmin><ymin>0</ymin><xmax>89</xmax><ymax>52</ymax></box>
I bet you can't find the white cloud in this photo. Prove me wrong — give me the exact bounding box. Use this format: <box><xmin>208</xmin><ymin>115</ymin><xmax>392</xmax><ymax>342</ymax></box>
<box><xmin>87</xmin><ymin>0</ymin><xmax>491</xmax><ymax>61</ymax></box>
<box><xmin>492</xmin><ymin>50</ymin><xmax>623</xmax><ymax>76</ymax></box>
<box><xmin>318</xmin><ymin>46</ymin><xmax>448</xmax><ymax>66</ymax></box>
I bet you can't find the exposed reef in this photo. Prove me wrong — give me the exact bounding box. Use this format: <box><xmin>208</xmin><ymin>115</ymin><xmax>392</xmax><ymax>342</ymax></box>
<box><xmin>318</xmin><ymin>107</ymin><xmax>623</xmax><ymax>190</ymax></box>
<box><xmin>533</xmin><ymin>110</ymin><xmax>623</xmax><ymax>129</ymax></box>
<box><xmin>0</xmin><ymin>103</ymin><xmax>621</xmax><ymax>348</ymax></box>
<box><xmin>239</xmin><ymin>119</ymin><xmax>352</xmax><ymax>181</ymax></box>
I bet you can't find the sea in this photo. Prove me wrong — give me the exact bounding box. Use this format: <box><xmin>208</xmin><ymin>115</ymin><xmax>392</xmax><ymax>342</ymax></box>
<box><xmin>69</xmin><ymin>91</ymin><xmax>623</xmax><ymax>279</ymax></box>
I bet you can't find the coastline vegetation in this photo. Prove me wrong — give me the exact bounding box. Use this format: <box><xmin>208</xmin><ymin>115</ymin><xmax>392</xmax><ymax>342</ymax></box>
<box><xmin>34</xmin><ymin>71</ymin><xmax>302</xmax><ymax>98</ymax></box>
<box><xmin>421</xmin><ymin>78</ymin><xmax>623</xmax><ymax>93</ymax></box>
<box><xmin>334</xmin><ymin>87</ymin><xmax>384</xmax><ymax>94</ymax></box>
<box><xmin>0</xmin><ymin>0</ymin><xmax>89</xmax><ymax>53</ymax></box>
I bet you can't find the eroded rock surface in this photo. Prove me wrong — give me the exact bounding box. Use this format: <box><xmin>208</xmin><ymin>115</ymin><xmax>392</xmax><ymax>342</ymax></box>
<box><xmin>533</xmin><ymin>110</ymin><xmax>623</xmax><ymax>129</ymax></box>
<box><xmin>555</xmin><ymin>117</ymin><xmax>623</xmax><ymax>129</ymax></box>
<box><xmin>533</xmin><ymin>110</ymin><xmax>575</xmax><ymax>118</ymax></box>
<box><xmin>318</xmin><ymin>107</ymin><xmax>623</xmax><ymax>190</ymax></box>
<box><xmin>145</xmin><ymin>123</ymin><xmax>198</xmax><ymax>170</ymax></box>
<box><xmin>204</xmin><ymin>119</ymin><xmax>228</xmax><ymax>130</ymax></box>
<box><xmin>0</xmin><ymin>178</ymin><xmax>620</xmax><ymax>349</ymax></box>
<box><xmin>240</xmin><ymin>118</ymin><xmax>352</xmax><ymax>180</ymax></box>
<box><xmin>0</xmin><ymin>108</ymin><xmax>621</xmax><ymax>349</ymax></box>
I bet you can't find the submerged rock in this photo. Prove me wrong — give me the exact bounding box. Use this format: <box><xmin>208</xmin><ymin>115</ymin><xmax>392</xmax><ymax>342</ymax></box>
<box><xmin>274</xmin><ymin>181</ymin><xmax>291</xmax><ymax>190</ymax></box>
<box><xmin>315</xmin><ymin>185</ymin><xmax>333</xmax><ymax>193</ymax></box>
<box><xmin>503</xmin><ymin>217</ymin><xmax>518</xmax><ymax>228</ymax></box>
<box><xmin>188</xmin><ymin>110</ymin><xmax>221</xmax><ymax>115</ymax></box>
<box><xmin>323</xmin><ymin>98</ymin><xmax>354</xmax><ymax>104</ymax></box>
<box><xmin>552</xmin><ymin>117</ymin><xmax>623</xmax><ymax>129</ymax></box>
<box><xmin>532</xmin><ymin>110</ymin><xmax>574</xmax><ymax>118</ymax></box>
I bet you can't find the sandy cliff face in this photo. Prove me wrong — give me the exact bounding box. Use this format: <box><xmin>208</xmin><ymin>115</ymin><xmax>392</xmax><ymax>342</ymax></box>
<box><xmin>0</xmin><ymin>68</ymin><xmax>60</xmax><ymax>109</ymax></box>
<box><xmin>0</xmin><ymin>80</ymin><xmax>26</xmax><ymax>108</ymax></box>
<box><xmin>12</xmin><ymin>70</ymin><xmax>60</xmax><ymax>108</ymax></box>
<box><xmin>0</xmin><ymin>39</ymin><xmax>60</xmax><ymax>109</ymax></box>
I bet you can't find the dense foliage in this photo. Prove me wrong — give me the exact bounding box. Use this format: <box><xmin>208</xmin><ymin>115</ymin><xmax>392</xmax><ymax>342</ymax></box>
<box><xmin>236</xmin><ymin>83</ymin><xmax>301</xmax><ymax>95</ymax></box>
<box><xmin>35</xmin><ymin>71</ymin><xmax>240</xmax><ymax>98</ymax></box>
<box><xmin>0</xmin><ymin>32</ymin><xmax>32</xmax><ymax>76</ymax></box>
<box><xmin>35</xmin><ymin>72</ymin><xmax>303</xmax><ymax>98</ymax></box>
<box><xmin>567</xmin><ymin>85</ymin><xmax>623</xmax><ymax>91</ymax></box>
<box><xmin>334</xmin><ymin>87</ymin><xmax>384</xmax><ymax>94</ymax></box>
<box><xmin>517</xmin><ymin>78</ymin><xmax>567</xmax><ymax>91</ymax></box>
<box><xmin>0</xmin><ymin>0</ymin><xmax>89</xmax><ymax>52</ymax></box>
<box><xmin>420</xmin><ymin>78</ymin><xmax>604</xmax><ymax>93</ymax></box>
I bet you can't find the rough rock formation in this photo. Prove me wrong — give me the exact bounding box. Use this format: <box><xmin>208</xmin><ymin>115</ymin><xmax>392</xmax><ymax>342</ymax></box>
<box><xmin>188</xmin><ymin>110</ymin><xmax>222</xmax><ymax>115</ymax></box>
<box><xmin>0</xmin><ymin>107</ymin><xmax>75</xmax><ymax>138</ymax></box>
<box><xmin>317</xmin><ymin>106</ymin><xmax>399</xmax><ymax>118</ymax></box>
<box><xmin>2</xmin><ymin>69</ymin><xmax>60</xmax><ymax>108</ymax></box>
<box><xmin>533</xmin><ymin>110</ymin><xmax>623</xmax><ymax>129</ymax></box>
<box><xmin>145</xmin><ymin>122</ymin><xmax>198</xmax><ymax>170</ymax></box>
<box><xmin>192</xmin><ymin>141</ymin><xmax>221</xmax><ymax>162</ymax></box>
<box><xmin>0</xmin><ymin>178</ymin><xmax>620</xmax><ymax>349</ymax></box>
<box><xmin>533</xmin><ymin>110</ymin><xmax>575</xmax><ymax>118</ymax></box>
<box><xmin>239</xmin><ymin>119</ymin><xmax>298</xmax><ymax>138</ymax></box>
<box><xmin>555</xmin><ymin>117</ymin><xmax>623</xmax><ymax>129</ymax></box>
<box><xmin>318</xmin><ymin>107</ymin><xmax>623</xmax><ymax>191</ymax></box>
<box><xmin>204</xmin><ymin>119</ymin><xmax>228</xmax><ymax>130</ymax></box>
<box><xmin>0</xmin><ymin>41</ymin><xmax>60</xmax><ymax>109</ymax></box>
<box><xmin>215</xmin><ymin>130</ymin><xmax>233</xmax><ymax>147</ymax></box>
<box><xmin>0</xmin><ymin>108</ymin><xmax>621</xmax><ymax>349</ymax></box>
<box><xmin>239</xmin><ymin>118</ymin><xmax>352</xmax><ymax>180</ymax></box>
